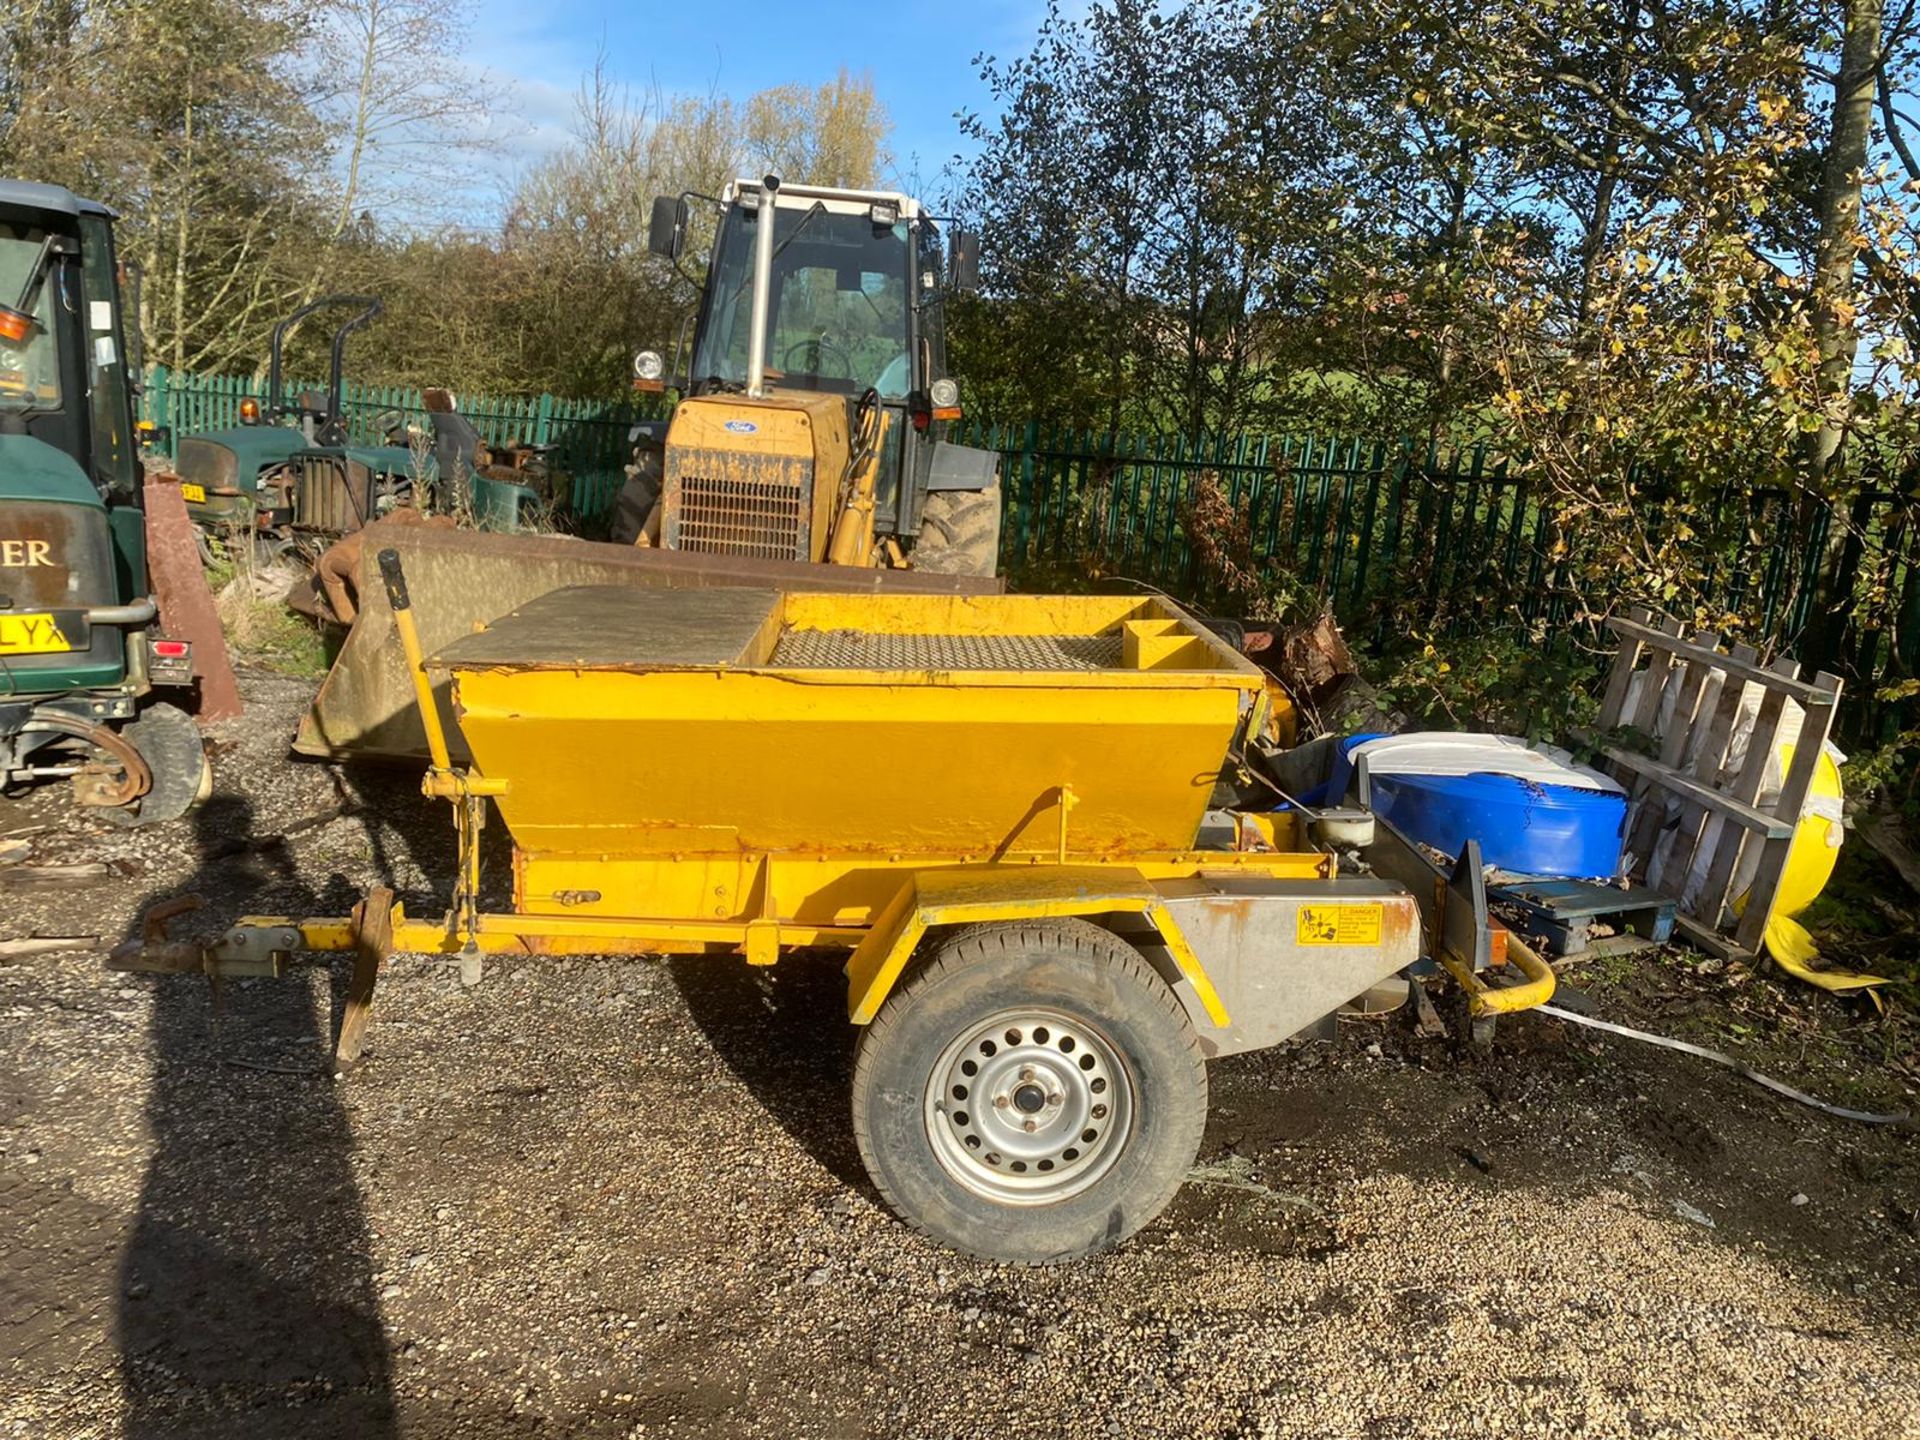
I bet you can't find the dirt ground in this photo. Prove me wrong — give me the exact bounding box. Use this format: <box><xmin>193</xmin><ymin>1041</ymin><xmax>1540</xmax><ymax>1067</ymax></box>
<box><xmin>2</xmin><ymin>670</ymin><xmax>1918</xmax><ymax>1440</ymax></box>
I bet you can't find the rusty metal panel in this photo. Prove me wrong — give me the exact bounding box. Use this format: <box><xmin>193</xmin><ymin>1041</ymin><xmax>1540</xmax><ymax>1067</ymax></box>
<box><xmin>1155</xmin><ymin>876</ymin><xmax>1421</xmax><ymax>1058</ymax></box>
<box><xmin>142</xmin><ymin>471</ymin><xmax>242</xmax><ymax>720</ymax></box>
<box><xmin>174</xmin><ymin>438</ymin><xmax>239</xmax><ymax>494</ymax></box>
<box><xmin>294</xmin><ymin>456</ymin><xmax>372</xmax><ymax>533</ymax></box>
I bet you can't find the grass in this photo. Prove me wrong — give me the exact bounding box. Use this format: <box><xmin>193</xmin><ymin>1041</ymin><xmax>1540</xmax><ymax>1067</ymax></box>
<box><xmin>206</xmin><ymin>554</ymin><xmax>329</xmax><ymax>679</ymax></box>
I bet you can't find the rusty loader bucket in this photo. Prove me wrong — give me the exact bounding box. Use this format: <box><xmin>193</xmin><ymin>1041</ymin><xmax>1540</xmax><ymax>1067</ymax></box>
<box><xmin>293</xmin><ymin>519</ymin><xmax>1003</xmax><ymax>764</ymax></box>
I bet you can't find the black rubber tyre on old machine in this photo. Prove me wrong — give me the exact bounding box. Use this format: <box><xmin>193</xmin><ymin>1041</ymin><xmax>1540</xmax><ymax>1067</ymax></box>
<box><xmin>101</xmin><ymin>702</ymin><xmax>211</xmax><ymax>827</ymax></box>
<box><xmin>851</xmin><ymin>918</ymin><xmax>1207</xmax><ymax>1263</ymax></box>
<box><xmin>911</xmin><ymin>482</ymin><xmax>1002</xmax><ymax>577</ymax></box>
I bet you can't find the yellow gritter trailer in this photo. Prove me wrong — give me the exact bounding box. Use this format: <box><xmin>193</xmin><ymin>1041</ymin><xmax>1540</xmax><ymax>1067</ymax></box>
<box><xmin>113</xmin><ymin>551</ymin><xmax>1553</xmax><ymax>1261</ymax></box>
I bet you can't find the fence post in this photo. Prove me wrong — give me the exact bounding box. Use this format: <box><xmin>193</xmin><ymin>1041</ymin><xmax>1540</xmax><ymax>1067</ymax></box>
<box><xmin>1348</xmin><ymin>441</ymin><xmax>1386</xmax><ymax>616</ymax></box>
<box><xmin>147</xmin><ymin>366</ymin><xmax>171</xmax><ymax>448</ymax></box>
<box><xmin>536</xmin><ymin>392</ymin><xmax>555</xmax><ymax>446</ymax></box>
<box><xmin>1014</xmin><ymin>421</ymin><xmax>1039</xmax><ymax>572</ymax></box>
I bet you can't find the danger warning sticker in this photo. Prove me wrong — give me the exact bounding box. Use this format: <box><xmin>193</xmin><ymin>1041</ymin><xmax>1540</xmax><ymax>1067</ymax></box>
<box><xmin>1296</xmin><ymin>903</ymin><xmax>1384</xmax><ymax>947</ymax></box>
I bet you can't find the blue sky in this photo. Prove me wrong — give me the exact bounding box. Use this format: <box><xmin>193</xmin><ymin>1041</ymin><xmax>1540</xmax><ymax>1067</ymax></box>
<box><xmin>461</xmin><ymin>0</ymin><xmax>1055</xmax><ymax>200</ymax></box>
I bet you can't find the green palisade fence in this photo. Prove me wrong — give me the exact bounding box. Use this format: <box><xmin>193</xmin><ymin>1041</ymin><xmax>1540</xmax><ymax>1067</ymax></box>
<box><xmin>947</xmin><ymin>419</ymin><xmax>1919</xmax><ymax>741</ymax></box>
<box><xmin>141</xmin><ymin>368</ymin><xmax>1917</xmax><ymax>739</ymax></box>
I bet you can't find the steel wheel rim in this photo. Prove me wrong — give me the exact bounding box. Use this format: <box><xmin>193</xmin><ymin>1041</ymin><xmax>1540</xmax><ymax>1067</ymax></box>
<box><xmin>924</xmin><ymin>1007</ymin><xmax>1134</xmax><ymax>1205</ymax></box>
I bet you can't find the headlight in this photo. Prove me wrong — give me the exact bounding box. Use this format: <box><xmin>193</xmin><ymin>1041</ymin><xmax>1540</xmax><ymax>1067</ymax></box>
<box><xmin>632</xmin><ymin>349</ymin><xmax>665</xmax><ymax>382</ymax></box>
<box><xmin>929</xmin><ymin>377</ymin><xmax>960</xmax><ymax>409</ymax></box>
<box><xmin>0</xmin><ymin>349</ymin><xmax>21</xmax><ymax>372</ymax></box>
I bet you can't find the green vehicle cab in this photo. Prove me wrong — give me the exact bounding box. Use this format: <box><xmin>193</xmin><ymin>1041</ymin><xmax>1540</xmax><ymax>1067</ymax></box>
<box><xmin>174</xmin><ymin>295</ymin><xmax>539</xmax><ymax>546</ymax></box>
<box><xmin>0</xmin><ymin>179</ymin><xmax>208</xmax><ymax>823</ymax></box>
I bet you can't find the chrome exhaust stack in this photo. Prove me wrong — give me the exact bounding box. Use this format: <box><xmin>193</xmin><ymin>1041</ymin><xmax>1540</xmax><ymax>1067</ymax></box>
<box><xmin>744</xmin><ymin>173</ymin><xmax>780</xmax><ymax>398</ymax></box>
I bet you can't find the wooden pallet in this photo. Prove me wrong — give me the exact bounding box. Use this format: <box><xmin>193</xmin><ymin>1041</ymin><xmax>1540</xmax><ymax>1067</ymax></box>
<box><xmin>1591</xmin><ymin>607</ymin><xmax>1841</xmax><ymax>960</ymax></box>
<box><xmin>1489</xmin><ymin>876</ymin><xmax>1676</xmax><ymax>957</ymax></box>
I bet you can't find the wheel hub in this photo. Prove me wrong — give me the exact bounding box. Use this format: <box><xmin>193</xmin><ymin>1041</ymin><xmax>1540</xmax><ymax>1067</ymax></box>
<box><xmin>925</xmin><ymin>1008</ymin><xmax>1133</xmax><ymax>1205</ymax></box>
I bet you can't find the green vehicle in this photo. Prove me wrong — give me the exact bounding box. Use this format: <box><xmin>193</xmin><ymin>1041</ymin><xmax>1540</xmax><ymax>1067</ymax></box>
<box><xmin>173</xmin><ymin>295</ymin><xmax>539</xmax><ymax>551</ymax></box>
<box><xmin>0</xmin><ymin>180</ymin><xmax>209</xmax><ymax>823</ymax></box>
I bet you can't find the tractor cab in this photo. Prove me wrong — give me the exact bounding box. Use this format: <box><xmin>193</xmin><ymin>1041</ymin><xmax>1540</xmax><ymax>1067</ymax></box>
<box><xmin>0</xmin><ymin>179</ymin><xmax>208</xmax><ymax>822</ymax></box>
<box><xmin>623</xmin><ymin>176</ymin><xmax>1001</xmax><ymax>574</ymax></box>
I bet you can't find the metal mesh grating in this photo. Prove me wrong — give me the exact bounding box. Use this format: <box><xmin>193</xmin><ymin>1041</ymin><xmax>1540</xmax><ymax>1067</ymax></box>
<box><xmin>771</xmin><ymin>630</ymin><xmax>1125</xmax><ymax>671</ymax></box>
<box><xmin>673</xmin><ymin>471</ymin><xmax>806</xmax><ymax>560</ymax></box>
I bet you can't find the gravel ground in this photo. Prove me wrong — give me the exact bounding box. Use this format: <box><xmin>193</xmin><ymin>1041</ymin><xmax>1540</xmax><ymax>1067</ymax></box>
<box><xmin>2</xmin><ymin>670</ymin><xmax>1917</xmax><ymax>1439</ymax></box>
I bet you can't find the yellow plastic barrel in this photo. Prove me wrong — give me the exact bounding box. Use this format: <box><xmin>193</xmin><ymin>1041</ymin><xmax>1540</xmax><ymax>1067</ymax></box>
<box><xmin>1733</xmin><ymin>741</ymin><xmax>1880</xmax><ymax>991</ymax></box>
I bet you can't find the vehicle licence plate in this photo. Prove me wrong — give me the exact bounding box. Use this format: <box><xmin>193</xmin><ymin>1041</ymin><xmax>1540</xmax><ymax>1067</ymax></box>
<box><xmin>0</xmin><ymin>611</ymin><xmax>75</xmax><ymax>655</ymax></box>
<box><xmin>179</xmin><ymin>482</ymin><xmax>206</xmax><ymax>503</ymax></box>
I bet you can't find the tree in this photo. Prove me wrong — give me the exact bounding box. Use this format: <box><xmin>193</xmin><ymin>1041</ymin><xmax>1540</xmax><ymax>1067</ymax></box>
<box><xmin>306</xmin><ymin>0</ymin><xmax>495</xmax><ymax>258</ymax></box>
<box><xmin>451</xmin><ymin>62</ymin><xmax>896</xmax><ymax>399</ymax></box>
<box><xmin>957</xmin><ymin>0</ymin><xmax>1356</xmax><ymax>433</ymax></box>
<box><xmin>0</xmin><ymin>0</ymin><xmax>335</xmax><ymax>373</ymax></box>
<box><xmin>744</xmin><ymin>68</ymin><xmax>892</xmax><ymax>188</ymax></box>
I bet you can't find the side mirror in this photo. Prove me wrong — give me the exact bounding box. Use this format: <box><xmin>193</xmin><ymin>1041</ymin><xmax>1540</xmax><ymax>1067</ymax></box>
<box><xmin>949</xmin><ymin>229</ymin><xmax>981</xmax><ymax>293</ymax></box>
<box><xmin>648</xmin><ymin>195</ymin><xmax>689</xmax><ymax>261</ymax></box>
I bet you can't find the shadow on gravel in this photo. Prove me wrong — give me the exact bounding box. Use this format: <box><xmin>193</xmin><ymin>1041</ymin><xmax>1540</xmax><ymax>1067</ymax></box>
<box><xmin>668</xmin><ymin>954</ymin><xmax>870</xmax><ymax>1193</ymax></box>
<box><xmin>115</xmin><ymin>792</ymin><xmax>398</xmax><ymax>1438</ymax></box>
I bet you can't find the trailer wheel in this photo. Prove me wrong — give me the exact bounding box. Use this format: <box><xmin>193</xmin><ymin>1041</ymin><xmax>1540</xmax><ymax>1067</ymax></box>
<box><xmin>852</xmin><ymin>918</ymin><xmax>1206</xmax><ymax>1262</ymax></box>
<box><xmin>912</xmin><ymin>482</ymin><xmax>1001</xmax><ymax>577</ymax></box>
<box><xmin>101</xmin><ymin>704</ymin><xmax>211</xmax><ymax>826</ymax></box>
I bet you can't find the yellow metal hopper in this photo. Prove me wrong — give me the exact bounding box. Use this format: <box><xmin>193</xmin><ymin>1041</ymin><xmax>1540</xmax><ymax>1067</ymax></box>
<box><xmin>428</xmin><ymin>586</ymin><xmax>1268</xmax><ymax>865</ymax></box>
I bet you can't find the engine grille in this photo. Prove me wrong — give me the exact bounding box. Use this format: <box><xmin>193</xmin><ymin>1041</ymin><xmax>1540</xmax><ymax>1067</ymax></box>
<box><xmin>665</xmin><ymin>449</ymin><xmax>811</xmax><ymax>561</ymax></box>
<box><xmin>771</xmin><ymin>631</ymin><xmax>1124</xmax><ymax>672</ymax></box>
<box><xmin>293</xmin><ymin>457</ymin><xmax>373</xmax><ymax>532</ymax></box>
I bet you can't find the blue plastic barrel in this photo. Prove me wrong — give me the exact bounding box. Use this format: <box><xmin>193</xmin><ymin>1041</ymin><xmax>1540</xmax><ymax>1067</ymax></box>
<box><xmin>1367</xmin><ymin>770</ymin><xmax>1627</xmax><ymax>879</ymax></box>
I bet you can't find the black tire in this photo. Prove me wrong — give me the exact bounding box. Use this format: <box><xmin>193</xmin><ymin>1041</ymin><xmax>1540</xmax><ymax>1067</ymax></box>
<box><xmin>912</xmin><ymin>482</ymin><xmax>1001</xmax><ymax>577</ymax></box>
<box><xmin>610</xmin><ymin>453</ymin><xmax>662</xmax><ymax>546</ymax></box>
<box><xmin>852</xmin><ymin>918</ymin><xmax>1206</xmax><ymax>1263</ymax></box>
<box><xmin>101</xmin><ymin>703</ymin><xmax>211</xmax><ymax>827</ymax></box>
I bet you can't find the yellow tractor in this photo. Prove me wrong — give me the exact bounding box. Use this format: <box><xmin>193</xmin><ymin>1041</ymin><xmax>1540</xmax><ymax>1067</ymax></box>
<box><xmin>298</xmin><ymin>174</ymin><xmax>1004</xmax><ymax>763</ymax></box>
<box><xmin>615</xmin><ymin>173</ymin><xmax>1000</xmax><ymax>575</ymax></box>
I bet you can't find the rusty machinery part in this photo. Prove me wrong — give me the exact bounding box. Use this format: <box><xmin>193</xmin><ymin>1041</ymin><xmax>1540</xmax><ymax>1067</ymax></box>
<box><xmin>311</xmin><ymin>509</ymin><xmax>459</xmax><ymax>626</ymax></box>
<box><xmin>109</xmin><ymin>895</ymin><xmax>208</xmax><ymax>975</ymax></box>
<box><xmin>23</xmin><ymin>710</ymin><xmax>151</xmax><ymax>808</ymax></box>
<box><xmin>97</xmin><ymin>703</ymin><xmax>212</xmax><ymax>826</ymax></box>
<box><xmin>141</xmin><ymin>466</ymin><xmax>245</xmax><ymax>723</ymax></box>
<box><xmin>336</xmin><ymin>884</ymin><xmax>397</xmax><ymax>1067</ymax></box>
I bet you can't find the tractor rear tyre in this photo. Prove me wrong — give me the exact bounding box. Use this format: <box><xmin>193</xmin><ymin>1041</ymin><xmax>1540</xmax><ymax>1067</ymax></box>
<box><xmin>852</xmin><ymin>918</ymin><xmax>1207</xmax><ymax>1263</ymax></box>
<box><xmin>912</xmin><ymin>483</ymin><xmax>1001</xmax><ymax>577</ymax></box>
<box><xmin>610</xmin><ymin>452</ymin><xmax>662</xmax><ymax>546</ymax></box>
<box><xmin>102</xmin><ymin>703</ymin><xmax>211</xmax><ymax>827</ymax></box>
